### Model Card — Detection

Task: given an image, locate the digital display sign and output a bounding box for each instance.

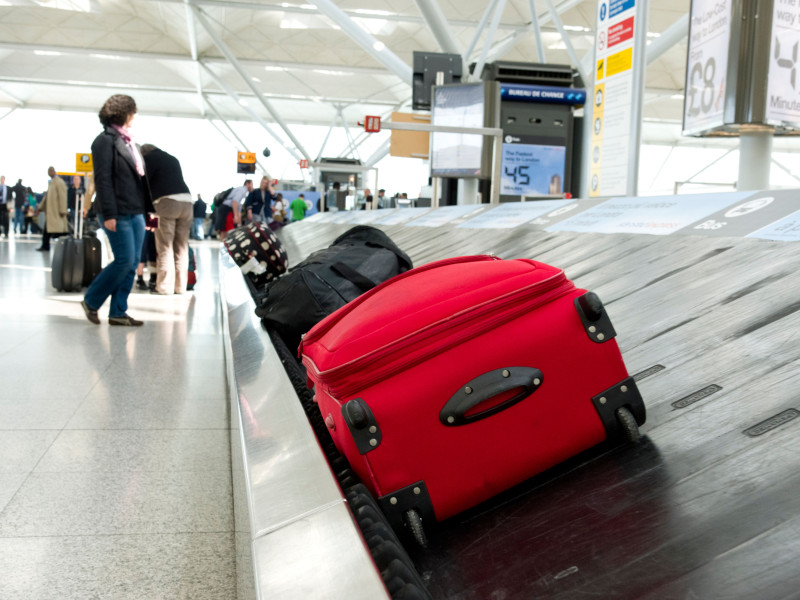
[682,0,732,135]
[500,140,566,197]
[431,83,486,177]
[766,0,800,128]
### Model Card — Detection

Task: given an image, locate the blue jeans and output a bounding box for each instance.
[13,207,25,232]
[84,214,145,318]
[193,217,204,239]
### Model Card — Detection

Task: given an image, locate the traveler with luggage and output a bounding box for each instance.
[36,167,68,251]
[81,94,153,327]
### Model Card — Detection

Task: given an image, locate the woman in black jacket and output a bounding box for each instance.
[81,94,153,327]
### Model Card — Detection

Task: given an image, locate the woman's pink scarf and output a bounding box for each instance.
[112,124,145,176]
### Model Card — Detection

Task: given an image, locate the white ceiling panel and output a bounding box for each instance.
[0,0,695,143]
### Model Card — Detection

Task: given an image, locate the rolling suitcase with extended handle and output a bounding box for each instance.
[300,255,646,546]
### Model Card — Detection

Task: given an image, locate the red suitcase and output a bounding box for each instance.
[300,255,645,543]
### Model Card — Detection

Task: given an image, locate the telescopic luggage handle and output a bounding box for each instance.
[440,367,543,426]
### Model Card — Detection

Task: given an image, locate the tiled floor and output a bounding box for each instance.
[0,233,235,599]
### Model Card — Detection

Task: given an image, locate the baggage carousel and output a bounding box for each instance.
[221,192,800,599]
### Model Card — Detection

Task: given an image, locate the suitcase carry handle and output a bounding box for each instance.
[440,367,543,426]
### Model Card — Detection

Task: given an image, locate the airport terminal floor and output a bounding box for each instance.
[0,234,234,599]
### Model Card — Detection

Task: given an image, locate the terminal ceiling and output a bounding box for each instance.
[0,0,690,153]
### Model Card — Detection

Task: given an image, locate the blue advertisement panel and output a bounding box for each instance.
[609,0,635,19]
[546,192,751,235]
[499,84,587,105]
[279,190,321,219]
[747,209,800,242]
[500,142,566,196]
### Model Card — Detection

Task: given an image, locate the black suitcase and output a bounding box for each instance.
[52,237,84,292]
[223,221,288,287]
[255,225,412,351]
[52,192,91,292]
[82,234,102,286]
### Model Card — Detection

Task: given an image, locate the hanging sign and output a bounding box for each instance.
[299,159,309,169]
[499,84,587,105]
[76,153,93,173]
[682,0,732,135]
[591,0,642,197]
[237,152,256,174]
[765,0,800,128]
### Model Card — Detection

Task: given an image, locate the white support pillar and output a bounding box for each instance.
[457,179,480,204]
[646,14,689,65]
[473,0,508,80]
[316,115,339,162]
[542,0,588,84]
[337,108,362,161]
[192,5,312,162]
[365,138,392,168]
[199,62,298,160]
[204,96,270,174]
[464,0,500,76]
[528,0,546,62]
[183,0,205,117]
[413,0,461,54]
[737,130,773,191]
[307,0,413,83]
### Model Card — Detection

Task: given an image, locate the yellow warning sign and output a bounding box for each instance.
[238,152,256,164]
[76,153,93,172]
[606,47,633,78]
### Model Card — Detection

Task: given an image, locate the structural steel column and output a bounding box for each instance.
[737,130,773,190]
[192,4,312,161]
[413,0,461,54]
[307,0,413,83]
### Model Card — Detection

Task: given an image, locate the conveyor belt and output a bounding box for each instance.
[272,213,800,599]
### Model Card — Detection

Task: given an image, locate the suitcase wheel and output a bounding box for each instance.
[403,509,428,549]
[615,406,641,443]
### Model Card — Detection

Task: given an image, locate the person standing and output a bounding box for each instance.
[140,144,193,295]
[36,167,68,251]
[243,176,275,224]
[290,193,307,222]
[81,94,153,327]
[12,179,27,233]
[193,194,206,240]
[0,176,10,237]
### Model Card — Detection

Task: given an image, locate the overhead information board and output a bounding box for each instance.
[766,0,800,128]
[682,0,732,135]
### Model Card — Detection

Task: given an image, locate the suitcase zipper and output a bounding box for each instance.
[300,255,499,349]
[305,272,574,396]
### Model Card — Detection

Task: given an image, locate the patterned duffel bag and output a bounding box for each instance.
[223,221,289,288]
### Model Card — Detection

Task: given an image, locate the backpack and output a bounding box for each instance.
[213,187,234,207]
[254,225,412,352]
